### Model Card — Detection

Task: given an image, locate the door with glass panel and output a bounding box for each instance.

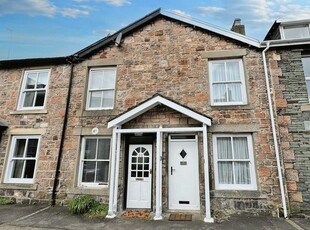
[127,145,152,209]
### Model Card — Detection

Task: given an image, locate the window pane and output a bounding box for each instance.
[82,161,96,182]
[101,90,114,108]
[212,63,225,81]
[226,62,241,81]
[102,69,116,88]
[35,91,45,106]
[96,161,109,183]
[12,160,24,178]
[234,162,250,184]
[84,139,97,159]
[284,26,310,39]
[89,91,102,108]
[213,84,227,103]
[90,70,104,89]
[25,74,37,89]
[227,83,242,102]
[26,139,38,157]
[13,139,26,157]
[97,139,110,159]
[306,81,310,99]
[302,57,310,77]
[37,72,48,89]
[23,92,35,107]
[24,160,36,178]
[233,137,249,159]
[218,162,233,184]
[217,137,232,159]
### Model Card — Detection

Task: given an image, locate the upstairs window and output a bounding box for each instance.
[213,134,257,190]
[209,59,247,106]
[301,56,310,102]
[5,136,40,184]
[282,24,310,39]
[18,69,50,110]
[86,67,116,110]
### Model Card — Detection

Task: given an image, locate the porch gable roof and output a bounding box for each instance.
[108,94,212,128]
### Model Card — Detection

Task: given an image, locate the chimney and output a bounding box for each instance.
[231,18,246,35]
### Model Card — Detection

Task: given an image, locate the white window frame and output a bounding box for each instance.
[18,69,51,110]
[280,23,310,39]
[78,137,111,188]
[86,67,116,110]
[209,59,247,106]
[301,55,310,103]
[213,134,257,190]
[5,135,41,184]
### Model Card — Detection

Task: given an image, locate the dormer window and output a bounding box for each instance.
[281,24,310,39]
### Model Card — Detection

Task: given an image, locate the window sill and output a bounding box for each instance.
[301,104,310,111]
[210,104,254,110]
[79,109,119,117]
[211,190,266,199]
[67,187,109,196]
[0,183,38,190]
[10,110,48,115]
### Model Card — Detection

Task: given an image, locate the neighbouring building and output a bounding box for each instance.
[1,9,309,221]
[264,19,310,214]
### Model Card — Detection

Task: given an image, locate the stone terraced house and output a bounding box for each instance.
[264,19,310,215]
[0,9,310,222]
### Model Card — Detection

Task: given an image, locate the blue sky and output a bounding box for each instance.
[1,0,310,60]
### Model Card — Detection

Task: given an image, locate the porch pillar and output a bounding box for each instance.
[154,129,163,220]
[106,127,117,218]
[113,129,121,212]
[202,124,214,223]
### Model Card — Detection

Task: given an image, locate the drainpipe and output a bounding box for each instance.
[51,58,75,206]
[262,42,288,218]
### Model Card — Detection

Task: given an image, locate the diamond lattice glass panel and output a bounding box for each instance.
[180,150,187,159]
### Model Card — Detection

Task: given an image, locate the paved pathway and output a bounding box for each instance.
[0,204,309,230]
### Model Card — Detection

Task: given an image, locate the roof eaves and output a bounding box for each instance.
[0,56,69,69]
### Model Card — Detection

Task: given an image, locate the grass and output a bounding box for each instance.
[0,197,15,205]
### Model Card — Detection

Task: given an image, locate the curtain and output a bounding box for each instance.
[217,137,251,185]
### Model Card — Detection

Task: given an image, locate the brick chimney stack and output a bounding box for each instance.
[231,18,246,35]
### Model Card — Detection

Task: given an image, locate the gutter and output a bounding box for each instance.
[261,37,310,48]
[51,57,75,205]
[262,42,288,218]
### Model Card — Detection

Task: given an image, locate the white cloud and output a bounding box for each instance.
[96,0,131,7]
[92,29,116,36]
[168,9,192,18]
[61,8,89,18]
[194,6,225,16]
[0,0,57,17]
[72,0,89,2]
[0,0,91,18]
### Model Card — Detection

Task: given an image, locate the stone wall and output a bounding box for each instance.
[59,16,282,215]
[269,48,310,213]
[0,65,70,203]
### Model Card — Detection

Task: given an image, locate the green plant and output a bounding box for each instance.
[68,195,96,215]
[0,197,15,205]
[86,203,109,219]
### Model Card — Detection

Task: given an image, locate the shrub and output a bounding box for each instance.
[86,203,109,219]
[0,197,15,205]
[68,195,96,215]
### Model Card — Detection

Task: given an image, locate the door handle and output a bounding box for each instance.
[171,166,175,175]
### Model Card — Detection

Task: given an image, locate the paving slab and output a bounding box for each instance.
[0,204,305,230]
[291,218,310,230]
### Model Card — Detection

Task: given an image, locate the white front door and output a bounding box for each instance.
[127,144,152,209]
[169,135,200,210]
